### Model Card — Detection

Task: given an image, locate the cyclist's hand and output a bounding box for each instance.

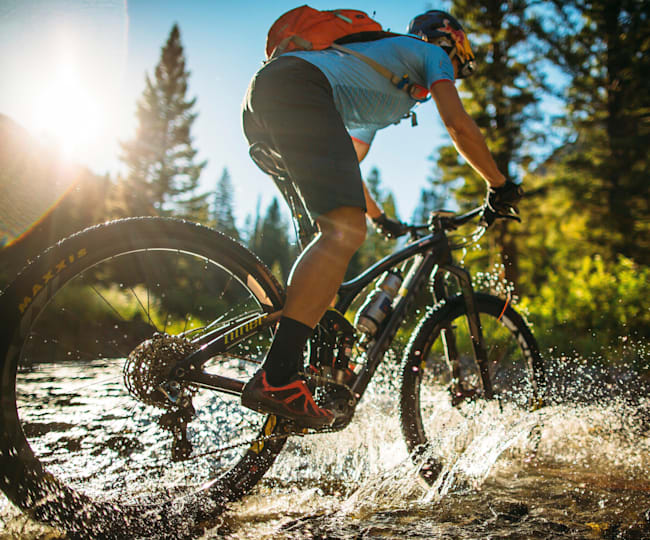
[486,180,524,217]
[372,213,407,239]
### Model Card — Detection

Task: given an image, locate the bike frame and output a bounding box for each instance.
[171,186,494,402]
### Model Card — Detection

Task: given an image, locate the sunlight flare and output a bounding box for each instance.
[27,57,106,161]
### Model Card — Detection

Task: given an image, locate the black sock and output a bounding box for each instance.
[263,316,313,386]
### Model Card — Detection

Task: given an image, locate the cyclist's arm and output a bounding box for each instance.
[430,80,506,188]
[352,138,383,219]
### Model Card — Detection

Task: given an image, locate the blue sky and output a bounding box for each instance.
[0,0,553,227]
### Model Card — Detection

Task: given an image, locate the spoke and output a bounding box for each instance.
[186,307,258,342]
[128,285,159,333]
[52,306,133,358]
[90,284,128,322]
[15,244,287,503]
[146,267,151,327]
[487,343,508,370]
[162,250,183,334]
[217,273,235,306]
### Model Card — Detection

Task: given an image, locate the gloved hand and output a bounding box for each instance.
[486,181,524,215]
[372,213,407,239]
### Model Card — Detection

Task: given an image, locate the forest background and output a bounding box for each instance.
[1,0,648,374]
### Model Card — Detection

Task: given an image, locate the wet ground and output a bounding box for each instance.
[1,356,649,539]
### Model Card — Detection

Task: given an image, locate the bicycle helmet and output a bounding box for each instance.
[407,10,476,79]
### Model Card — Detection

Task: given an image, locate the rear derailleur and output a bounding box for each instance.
[124,333,198,462]
[158,394,196,462]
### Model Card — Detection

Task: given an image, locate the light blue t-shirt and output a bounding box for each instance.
[286,36,455,144]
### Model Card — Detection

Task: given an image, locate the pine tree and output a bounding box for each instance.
[211,167,239,239]
[249,198,294,281]
[540,0,650,264]
[120,24,207,217]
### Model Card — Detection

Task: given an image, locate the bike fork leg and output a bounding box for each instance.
[432,274,463,398]
[440,325,462,395]
[440,266,494,399]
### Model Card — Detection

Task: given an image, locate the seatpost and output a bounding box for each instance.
[270,173,317,249]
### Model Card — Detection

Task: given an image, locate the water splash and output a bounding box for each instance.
[3,348,650,539]
[215,351,650,539]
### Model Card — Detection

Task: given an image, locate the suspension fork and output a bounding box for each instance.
[436,265,494,399]
[431,274,462,395]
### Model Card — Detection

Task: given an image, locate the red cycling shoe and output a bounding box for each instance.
[241,370,335,428]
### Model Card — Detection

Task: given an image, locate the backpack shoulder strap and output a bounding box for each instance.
[330,41,430,102]
[331,43,401,85]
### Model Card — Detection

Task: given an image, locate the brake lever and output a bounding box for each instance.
[479,206,521,228]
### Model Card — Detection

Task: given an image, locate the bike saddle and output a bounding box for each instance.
[249,142,289,178]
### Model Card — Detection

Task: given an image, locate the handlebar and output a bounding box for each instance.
[405,204,520,238]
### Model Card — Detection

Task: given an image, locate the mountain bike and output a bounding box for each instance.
[0,143,544,538]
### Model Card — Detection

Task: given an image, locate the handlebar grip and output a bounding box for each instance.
[479,206,497,227]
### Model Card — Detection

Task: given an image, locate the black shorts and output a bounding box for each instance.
[242,56,366,218]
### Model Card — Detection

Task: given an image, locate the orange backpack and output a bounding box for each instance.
[266,6,383,59]
[265,5,430,105]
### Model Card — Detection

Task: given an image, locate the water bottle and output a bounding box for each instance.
[355,270,403,335]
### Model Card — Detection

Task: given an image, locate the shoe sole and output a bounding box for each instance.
[241,391,334,429]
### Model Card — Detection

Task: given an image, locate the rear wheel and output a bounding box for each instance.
[399,294,545,485]
[0,218,288,537]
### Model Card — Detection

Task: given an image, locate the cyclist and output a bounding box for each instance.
[240,10,523,427]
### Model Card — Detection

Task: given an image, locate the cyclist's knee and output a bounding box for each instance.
[317,206,366,253]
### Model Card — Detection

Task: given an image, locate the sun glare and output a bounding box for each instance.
[28,60,106,162]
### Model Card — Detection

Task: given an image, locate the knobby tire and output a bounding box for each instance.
[399,293,545,485]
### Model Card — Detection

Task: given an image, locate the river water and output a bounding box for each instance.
[1,353,649,539]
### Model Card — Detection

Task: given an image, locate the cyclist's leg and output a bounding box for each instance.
[260,207,365,386]
[241,206,365,427]
[241,57,366,425]
[283,206,366,327]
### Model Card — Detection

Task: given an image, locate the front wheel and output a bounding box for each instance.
[399,294,545,485]
[0,218,288,537]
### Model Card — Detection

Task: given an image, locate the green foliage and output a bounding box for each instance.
[431,0,553,289]
[419,0,649,368]
[119,24,208,219]
[520,255,650,367]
